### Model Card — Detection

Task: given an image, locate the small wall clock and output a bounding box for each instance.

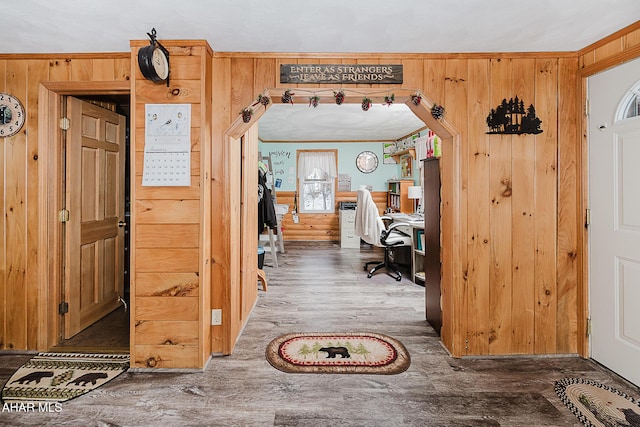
[138,28,170,84]
[356,151,379,174]
[0,92,25,138]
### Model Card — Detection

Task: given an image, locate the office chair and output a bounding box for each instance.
[355,187,412,281]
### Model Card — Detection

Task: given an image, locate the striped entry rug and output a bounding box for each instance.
[1,352,129,404]
[266,332,410,374]
[555,378,640,427]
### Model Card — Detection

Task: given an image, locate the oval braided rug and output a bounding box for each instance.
[266,332,410,374]
[555,378,640,427]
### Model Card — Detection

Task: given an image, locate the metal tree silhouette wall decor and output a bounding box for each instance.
[486,96,543,135]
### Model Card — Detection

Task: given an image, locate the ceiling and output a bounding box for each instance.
[4,1,638,142]
[259,103,427,142]
[3,1,638,54]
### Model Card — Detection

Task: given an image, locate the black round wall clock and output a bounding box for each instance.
[0,92,26,138]
[138,44,169,82]
[356,151,379,174]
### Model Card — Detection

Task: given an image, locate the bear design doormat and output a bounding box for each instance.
[1,352,129,403]
[555,377,640,427]
[266,332,410,374]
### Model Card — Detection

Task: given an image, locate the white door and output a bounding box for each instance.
[589,57,640,386]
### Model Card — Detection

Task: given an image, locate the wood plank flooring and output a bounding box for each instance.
[1,241,639,426]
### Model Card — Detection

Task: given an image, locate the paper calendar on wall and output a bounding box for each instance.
[142,104,192,186]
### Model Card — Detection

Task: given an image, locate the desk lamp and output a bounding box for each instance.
[407,185,422,215]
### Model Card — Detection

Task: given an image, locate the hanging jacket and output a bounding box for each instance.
[258,170,278,234]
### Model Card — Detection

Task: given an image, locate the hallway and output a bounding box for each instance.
[1,241,638,426]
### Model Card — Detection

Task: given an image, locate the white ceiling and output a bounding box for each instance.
[4,1,638,142]
[259,103,426,142]
[3,1,639,54]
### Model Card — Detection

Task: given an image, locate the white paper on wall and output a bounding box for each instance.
[142,104,192,186]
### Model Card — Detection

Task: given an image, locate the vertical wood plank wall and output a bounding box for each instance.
[0,53,130,351]
[130,41,212,368]
[211,25,638,357]
[1,20,639,365]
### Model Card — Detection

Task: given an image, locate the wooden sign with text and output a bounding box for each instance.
[280,64,403,84]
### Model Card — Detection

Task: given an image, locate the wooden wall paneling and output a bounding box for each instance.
[198,48,213,368]
[91,59,116,81]
[624,27,640,49]
[210,56,231,354]
[534,58,559,353]
[136,296,199,321]
[70,58,92,81]
[401,59,424,92]
[136,272,199,297]
[511,58,536,353]
[134,320,199,345]
[594,38,624,64]
[230,58,255,120]
[135,248,199,273]
[136,224,200,248]
[26,60,48,349]
[423,59,446,108]
[442,59,468,355]
[130,41,210,368]
[114,58,130,81]
[0,59,5,349]
[48,58,72,81]
[135,80,202,104]
[134,199,200,223]
[465,59,491,355]
[5,60,28,350]
[557,57,579,354]
[134,344,199,369]
[134,177,200,200]
[227,135,242,353]
[254,58,276,94]
[488,58,513,355]
[241,125,259,321]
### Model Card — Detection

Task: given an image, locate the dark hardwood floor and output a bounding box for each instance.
[1,241,638,426]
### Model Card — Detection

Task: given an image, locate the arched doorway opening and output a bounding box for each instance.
[216,88,462,355]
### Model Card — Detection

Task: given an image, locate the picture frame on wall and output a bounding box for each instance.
[383,142,398,164]
[400,154,412,178]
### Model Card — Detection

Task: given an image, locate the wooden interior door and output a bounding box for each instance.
[64,97,126,339]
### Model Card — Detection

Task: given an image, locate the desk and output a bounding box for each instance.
[387,213,425,284]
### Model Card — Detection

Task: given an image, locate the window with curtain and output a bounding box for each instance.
[297,150,337,213]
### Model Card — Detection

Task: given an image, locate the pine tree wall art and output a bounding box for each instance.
[486,96,543,135]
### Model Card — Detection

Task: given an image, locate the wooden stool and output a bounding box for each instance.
[257,269,268,291]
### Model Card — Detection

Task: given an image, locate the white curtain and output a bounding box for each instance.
[297,151,337,179]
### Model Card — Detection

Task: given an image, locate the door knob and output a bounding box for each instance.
[118,221,126,227]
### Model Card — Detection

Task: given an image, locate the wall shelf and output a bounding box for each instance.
[390,147,416,162]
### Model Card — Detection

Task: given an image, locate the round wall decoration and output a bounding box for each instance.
[138,44,169,82]
[137,28,169,83]
[356,151,379,174]
[0,92,26,138]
